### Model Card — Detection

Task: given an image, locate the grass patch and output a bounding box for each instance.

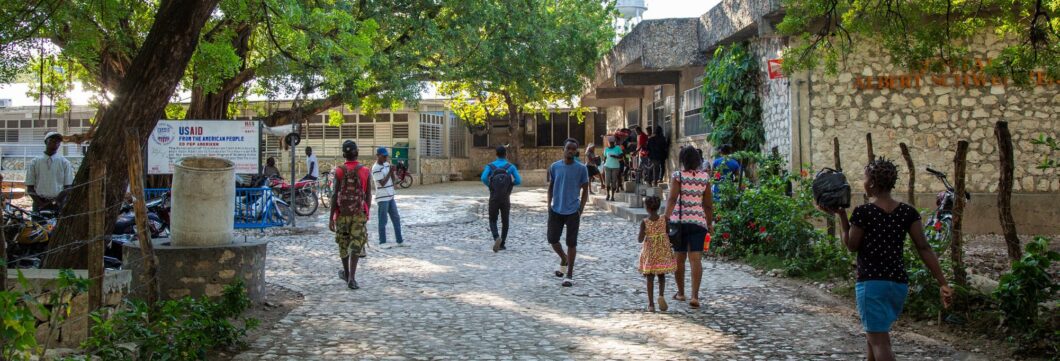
[743,253,787,271]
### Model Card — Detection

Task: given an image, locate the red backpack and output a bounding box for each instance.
[335,164,366,217]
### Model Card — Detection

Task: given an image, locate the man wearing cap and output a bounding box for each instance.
[331,140,372,289]
[481,145,522,252]
[26,132,74,213]
[302,146,319,181]
[372,147,405,247]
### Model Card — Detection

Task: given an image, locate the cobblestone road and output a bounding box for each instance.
[235,182,975,360]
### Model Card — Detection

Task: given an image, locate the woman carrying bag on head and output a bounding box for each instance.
[664,146,713,309]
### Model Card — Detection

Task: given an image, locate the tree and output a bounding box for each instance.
[777,0,1060,82]
[701,43,764,152]
[437,0,615,165]
[2,0,221,268]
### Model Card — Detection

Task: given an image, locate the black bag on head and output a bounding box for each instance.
[812,168,851,209]
[487,163,514,198]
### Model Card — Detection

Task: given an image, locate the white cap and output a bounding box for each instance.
[44,131,63,141]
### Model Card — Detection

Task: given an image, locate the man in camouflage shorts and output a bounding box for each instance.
[330,140,372,289]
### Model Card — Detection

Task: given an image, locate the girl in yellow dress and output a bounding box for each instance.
[638,196,677,311]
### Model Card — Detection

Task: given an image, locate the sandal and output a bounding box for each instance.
[672,294,686,302]
[561,279,573,287]
[338,270,348,281]
[555,260,567,278]
[658,296,668,312]
[647,305,655,312]
[347,279,360,290]
[689,298,700,309]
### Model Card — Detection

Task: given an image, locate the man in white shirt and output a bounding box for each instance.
[26,132,75,213]
[302,146,319,181]
[372,147,404,247]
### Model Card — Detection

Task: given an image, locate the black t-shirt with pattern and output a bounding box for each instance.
[849,202,921,283]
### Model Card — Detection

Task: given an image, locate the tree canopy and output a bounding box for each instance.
[437,0,615,163]
[778,0,1060,83]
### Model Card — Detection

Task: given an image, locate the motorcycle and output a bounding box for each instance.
[924,167,972,246]
[268,176,319,216]
[3,204,54,269]
[106,191,172,266]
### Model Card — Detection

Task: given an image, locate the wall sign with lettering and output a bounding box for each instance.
[147,120,262,175]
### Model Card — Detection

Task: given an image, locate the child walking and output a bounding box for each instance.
[638,196,677,311]
[819,158,952,361]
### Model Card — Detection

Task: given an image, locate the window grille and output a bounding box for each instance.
[419,113,444,157]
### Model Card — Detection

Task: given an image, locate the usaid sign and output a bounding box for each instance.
[147,120,261,175]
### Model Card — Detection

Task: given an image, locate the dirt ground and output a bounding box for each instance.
[210,283,304,360]
[964,233,1060,280]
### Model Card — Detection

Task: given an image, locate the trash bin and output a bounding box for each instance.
[391,143,409,162]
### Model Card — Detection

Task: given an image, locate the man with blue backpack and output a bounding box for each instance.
[482,145,522,252]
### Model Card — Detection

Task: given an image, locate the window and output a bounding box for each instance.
[341,124,357,139]
[536,114,552,147]
[0,130,17,142]
[358,124,374,139]
[569,114,586,146]
[46,119,57,128]
[393,114,408,123]
[449,117,468,158]
[683,86,709,137]
[375,113,390,122]
[626,109,639,129]
[473,132,489,148]
[419,113,443,157]
[306,124,324,140]
[593,112,607,145]
[324,125,340,139]
[343,114,357,124]
[392,123,409,138]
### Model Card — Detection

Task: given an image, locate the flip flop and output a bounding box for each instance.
[347,279,359,290]
[561,279,573,287]
[689,299,700,309]
[658,296,668,312]
[555,260,567,278]
[672,294,686,302]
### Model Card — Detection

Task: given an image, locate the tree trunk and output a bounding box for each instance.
[900,143,915,206]
[185,25,254,120]
[501,92,522,168]
[951,140,970,288]
[45,0,221,269]
[994,121,1021,263]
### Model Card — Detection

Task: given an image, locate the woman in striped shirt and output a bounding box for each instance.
[663,146,714,309]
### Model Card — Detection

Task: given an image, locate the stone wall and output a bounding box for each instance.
[752,36,793,162]
[419,157,473,185]
[470,147,566,173]
[6,269,131,348]
[123,239,268,304]
[808,32,1060,194]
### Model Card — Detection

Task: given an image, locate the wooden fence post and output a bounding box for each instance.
[826,137,841,238]
[1,174,6,291]
[125,130,160,306]
[951,141,969,288]
[87,162,106,312]
[864,133,874,204]
[900,143,915,206]
[994,121,1021,263]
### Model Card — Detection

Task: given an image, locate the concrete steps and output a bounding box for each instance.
[589,183,669,223]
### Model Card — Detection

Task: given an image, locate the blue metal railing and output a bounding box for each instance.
[144,187,285,229]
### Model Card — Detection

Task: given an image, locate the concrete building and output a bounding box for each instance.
[584,0,1059,234]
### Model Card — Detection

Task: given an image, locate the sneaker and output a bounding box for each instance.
[347,279,360,290]
[492,237,502,253]
[397,242,408,248]
[499,244,507,251]
[379,243,393,249]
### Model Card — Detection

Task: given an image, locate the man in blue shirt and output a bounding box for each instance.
[481,145,522,252]
[711,144,741,200]
[547,138,589,287]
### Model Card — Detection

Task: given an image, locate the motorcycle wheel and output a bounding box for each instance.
[293,189,319,216]
[398,174,413,188]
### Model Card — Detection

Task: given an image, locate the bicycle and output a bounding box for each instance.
[924,167,972,247]
[394,160,413,188]
[318,170,334,209]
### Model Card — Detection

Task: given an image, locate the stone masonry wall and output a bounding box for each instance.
[809,32,1060,194]
[752,36,793,161]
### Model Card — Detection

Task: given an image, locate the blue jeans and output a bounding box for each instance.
[377,200,404,244]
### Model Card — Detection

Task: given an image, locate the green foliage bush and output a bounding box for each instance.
[993,237,1059,353]
[81,280,259,361]
[710,152,851,280]
[1,269,89,361]
[702,43,764,152]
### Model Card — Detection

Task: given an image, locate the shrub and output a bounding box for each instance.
[1,269,89,361]
[711,152,850,280]
[993,237,1059,353]
[81,279,259,360]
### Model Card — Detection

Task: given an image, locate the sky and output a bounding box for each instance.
[640,0,721,20]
